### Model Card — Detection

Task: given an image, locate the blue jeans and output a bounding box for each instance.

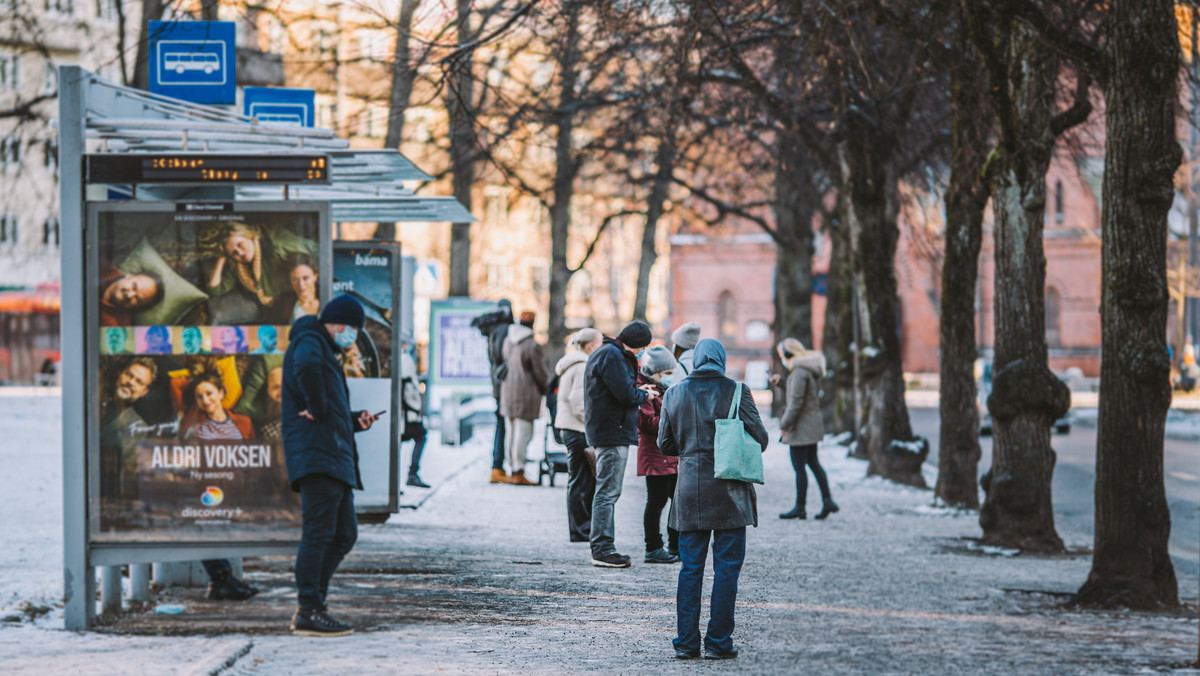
[674,528,747,655]
[295,473,357,612]
[492,410,506,471]
[589,445,629,558]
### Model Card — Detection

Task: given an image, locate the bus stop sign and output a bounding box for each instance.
[148,20,235,105]
[243,87,316,127]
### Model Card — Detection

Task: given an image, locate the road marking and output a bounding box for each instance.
[1169,471,1199,482]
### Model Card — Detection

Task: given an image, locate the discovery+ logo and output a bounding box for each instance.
[201,486,225,506]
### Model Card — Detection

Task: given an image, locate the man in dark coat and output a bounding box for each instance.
[583,320,655,568]
[658,339,768,660]
[282,294,379,637]
[483,299,514,482]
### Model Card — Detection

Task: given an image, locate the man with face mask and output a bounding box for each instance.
[282,294,379,637]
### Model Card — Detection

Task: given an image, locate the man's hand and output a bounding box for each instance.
[640,385,660,400]
[357,410,379,431]
[770,373,782,386]
[298,410,317,421]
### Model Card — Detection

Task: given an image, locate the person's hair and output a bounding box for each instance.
[223,221,260,244]
[223,326,248,351]
[187,372,226,407]
[146,325,169,342]
[287,254,316,275]
[126,357,158,381]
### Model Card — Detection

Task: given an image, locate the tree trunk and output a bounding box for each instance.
[374,0,423,243]
[1073,0,1179,609]
[977,20,1069,553]
[200,0,218,20]
[822,199,855,437]
[633,136,674,323]
[132,0,165,90]
[935,29,990,509]
[773,138,815,418]
[446,0,476,297]
[838,124,923,486]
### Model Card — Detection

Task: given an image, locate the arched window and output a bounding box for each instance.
[718,290,737,342]
[1046,287,1062,347]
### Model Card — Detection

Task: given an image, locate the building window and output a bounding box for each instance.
[530,264,549,297]
[1054,180,1064,224]
[744,320,770,343]
[43,139,56,173]
[42,216,58,246]
[484,189,508,227]
[313,26,337,60]
[1,136,21,170]
[608,264,623,302]
[0,54,20,91]
[0,214,18,244]
[1046,286,1062,348]
[41,60,55,94]
[569,269,592,302]
[718,290,737,342]
[485,262,513,295]
[355,28,390,61]
[44,0,73,15]
[97,0,119,22]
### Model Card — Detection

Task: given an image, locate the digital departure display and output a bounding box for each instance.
[86,153,331,185]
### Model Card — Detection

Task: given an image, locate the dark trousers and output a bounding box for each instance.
[403,419,427,476]
[675,528,746,655]
[295,473,357,612]
[201,558,231,579]
[492,410,506,470]
[644,474,679,553]
[561,430,594,542]
[790,443,832,511]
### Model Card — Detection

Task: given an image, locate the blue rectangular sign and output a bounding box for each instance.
[148,20,235,105]
[243,87,315,127]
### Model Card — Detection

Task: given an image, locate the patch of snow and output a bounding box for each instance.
[967,541,1020,557]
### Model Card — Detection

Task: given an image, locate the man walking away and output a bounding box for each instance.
[282,295,380,636]
[399,330,430,489]
[482,300,514,482]
[584,320,656,568]
[500,311,548,486]
[658,339,768,660]
[554,328,603,542]
[671,322,701,375]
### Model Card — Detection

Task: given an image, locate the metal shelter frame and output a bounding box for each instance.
[58,65,473,630]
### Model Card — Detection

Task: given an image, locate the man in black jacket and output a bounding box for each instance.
[282,295,379,636]
[476,299,513,483]
[584,320,656,568]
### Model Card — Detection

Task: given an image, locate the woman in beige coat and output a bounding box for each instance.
[554,328,603,540]
[774,337,838,520]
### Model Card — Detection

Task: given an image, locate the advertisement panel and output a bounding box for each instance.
[333,242,400,515]
[426,299,496,412]
[88,202,329,543]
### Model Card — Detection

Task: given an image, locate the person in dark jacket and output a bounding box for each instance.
[584,320,656,568]
[282,295,380,637]
[637,346,681,564]
[658,339,769,660]
[483,299,514,482]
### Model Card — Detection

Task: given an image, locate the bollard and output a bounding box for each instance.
[130,564,151,602]
[100,566,122,614]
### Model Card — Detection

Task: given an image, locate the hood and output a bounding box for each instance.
[785,351,827,378]
[555,349,588,376]
[289,314,336,351]
[691,338,727,375]
[504,323,534,348]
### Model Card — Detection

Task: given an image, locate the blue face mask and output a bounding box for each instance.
[334,326,358,349]
[637,350,646,359]
[659,372,677,388]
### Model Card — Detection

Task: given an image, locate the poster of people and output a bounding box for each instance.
[90,202,329,542]
[333,242,400,513]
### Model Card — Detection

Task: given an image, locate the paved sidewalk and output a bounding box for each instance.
[1,410,1198,674]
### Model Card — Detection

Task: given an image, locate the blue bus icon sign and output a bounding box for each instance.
[148,21,235,105]
[243,87,316,128]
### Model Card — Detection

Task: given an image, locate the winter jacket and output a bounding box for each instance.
[778,352,826,446]
[636,373,676,476]
[499,324,549,420]
[486,322,512,400]
[658,368,769,532]
[584,337,648,448]
[399,350,424,425]
[554,349,588,433]
[281,315,366,491]
[677,348,695,375]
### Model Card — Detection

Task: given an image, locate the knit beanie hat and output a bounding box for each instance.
[671,322,701,350]
[616,320,653,349]
[640,345,679,377]
[319,294,365,329]
[519,310,536,327]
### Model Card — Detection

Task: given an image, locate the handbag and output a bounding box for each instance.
[713,382,765,484]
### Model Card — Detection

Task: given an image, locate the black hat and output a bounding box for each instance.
[616,320,653,349]
[319,294,365,329]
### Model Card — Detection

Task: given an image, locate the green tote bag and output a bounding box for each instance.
[713,382,765,484]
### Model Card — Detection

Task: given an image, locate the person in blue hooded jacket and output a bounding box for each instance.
[281,294,380,637]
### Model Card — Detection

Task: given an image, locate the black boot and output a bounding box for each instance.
[815,500,839,520]
[779,506,806,520]
[207,569,257,601]
[406,473,430,489]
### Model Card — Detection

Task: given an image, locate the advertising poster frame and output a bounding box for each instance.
[426,298,496,413]
[84,200,331,564]
[332,240,401,517]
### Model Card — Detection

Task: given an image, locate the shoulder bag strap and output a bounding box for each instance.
[727,382,742,419]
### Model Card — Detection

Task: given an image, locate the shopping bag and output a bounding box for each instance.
[713,382,764,484]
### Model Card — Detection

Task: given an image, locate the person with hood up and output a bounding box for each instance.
[671,322,701,375]
[773,337,838,520]
[500,311,548,486]
[637,345,681,564]
[483,299,514,482]
[658,339,769,660]
[584,320,656,568]
[282,295,380,637]
[554,327,603,542]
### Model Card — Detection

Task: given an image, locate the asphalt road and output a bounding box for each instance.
[911,407,1200,583]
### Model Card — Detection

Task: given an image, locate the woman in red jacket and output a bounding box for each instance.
[637,346,682,564]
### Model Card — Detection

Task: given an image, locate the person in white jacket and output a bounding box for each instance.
[554,327,602,542]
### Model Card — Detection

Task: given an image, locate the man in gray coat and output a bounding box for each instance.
[658,339,768,660]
